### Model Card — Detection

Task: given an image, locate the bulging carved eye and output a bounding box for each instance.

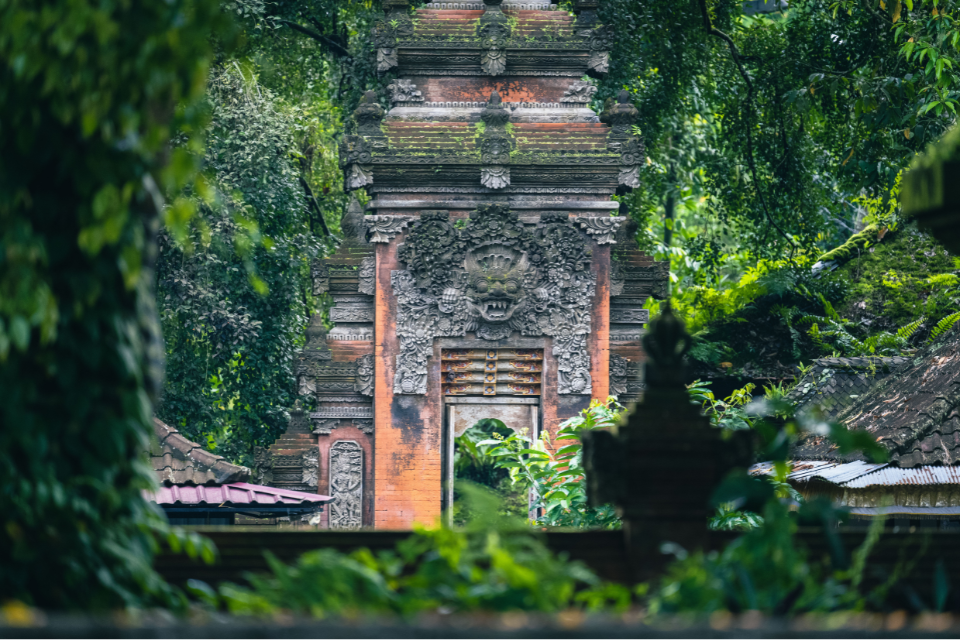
[505,281,518,294]
[477,280,489,293]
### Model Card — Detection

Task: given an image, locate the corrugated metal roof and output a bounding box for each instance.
[843,465,960,488]
[849,506,960,516]
[146,482,333,506]
[753,460,960,487]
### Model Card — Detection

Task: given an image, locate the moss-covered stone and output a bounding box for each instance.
[817,224,879,264]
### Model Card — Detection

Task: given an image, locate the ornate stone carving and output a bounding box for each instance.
[341,196,368,245]
[312,260,329,295]
[329,441,364,529]
[619,135,643,189]
[254,446,273,485]
[353,91,386,138]
[573,0,600,29]
[297,315,333,381]
[602,90,639,142]
[393,206,595,395]
[575,216,624,245]
[355,354,374,397]
[585,25,613,74]
[610,353,628,397]
[610,260,624,296]
[561,80,598,103]
[372,1,413,72]
[610,308,650,323]
[329,307,374,323]
[312,418,341,436]
[479,0,510,76]
[358,256,376,295]
[386,79,423,104]
[301,449,319,487]
[339,135,373,191]
[478,91,513,189]
[354,419,375,435]
[365,215,414,243]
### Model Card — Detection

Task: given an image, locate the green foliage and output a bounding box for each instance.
[207,485,628,617]
[931,310,960,341]
[480,400,623,530]
[687,380,756,432]
[651,395,890,614]
[453,420,529,524]
[157,64,325,463]
[0,0,233,609]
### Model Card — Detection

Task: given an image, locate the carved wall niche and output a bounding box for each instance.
[392,205,598,395]
[328,441,364,529]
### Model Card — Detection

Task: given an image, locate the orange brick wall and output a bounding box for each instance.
[373,237,443,529]
[407,76,574,104]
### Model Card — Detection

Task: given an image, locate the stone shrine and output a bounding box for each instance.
[257,0,668,529]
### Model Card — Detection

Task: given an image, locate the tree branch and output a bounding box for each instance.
[299,176,331,237]
[278,19,352,58]
[697,0,799,249]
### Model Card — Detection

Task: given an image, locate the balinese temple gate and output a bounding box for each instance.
[256,0,668,529]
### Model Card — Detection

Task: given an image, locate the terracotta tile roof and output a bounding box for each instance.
[792,328,960,467]
[787,356,912,421]
[150,418,250,485]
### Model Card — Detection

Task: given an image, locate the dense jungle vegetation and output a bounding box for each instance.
[3,0,960,615]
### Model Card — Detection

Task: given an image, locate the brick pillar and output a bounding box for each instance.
[373,238,443,528]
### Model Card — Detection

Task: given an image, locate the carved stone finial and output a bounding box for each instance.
[602,90,639,140]
[304,314,333,358]
[373,3,413,72]
[478,1,509,76]
[573,0,600,29]
[478,90,513,189]
[641,303,689,390]
[353,92,385,137]
[341,196,367,245]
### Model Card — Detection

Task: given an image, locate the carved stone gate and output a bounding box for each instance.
[257,0,668,529]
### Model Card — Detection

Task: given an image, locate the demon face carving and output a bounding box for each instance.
[463,244,531,323]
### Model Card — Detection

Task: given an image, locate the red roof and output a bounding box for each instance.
[146,482,333,506]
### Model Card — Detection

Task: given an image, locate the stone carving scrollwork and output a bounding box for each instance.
[386,79,423,104]
[477,91,513,189]
[355,354,375,397]
[393,206,596,395]
[479,0,510,76]
[354,419,375,435]
[312,418,340,436]
[609,354,628,398]
[561,80,598,103]
[353,91,386,138]
[575,216,625,245]
[329,441,364,529]
[365,215,414,243]
[358,256,376,295]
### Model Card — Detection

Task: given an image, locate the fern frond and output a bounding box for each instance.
[931,312,960,342]
[897,317,925,340]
